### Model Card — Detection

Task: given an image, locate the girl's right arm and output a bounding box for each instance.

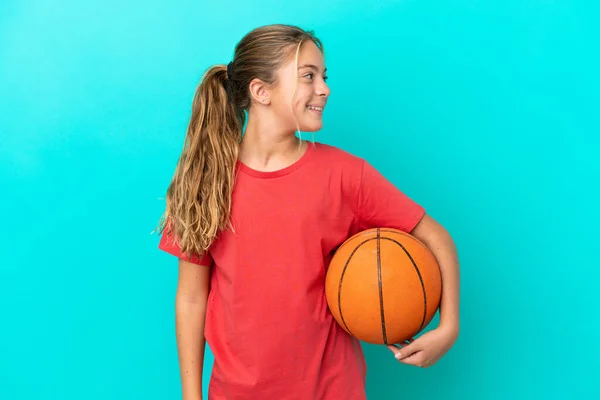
[175,259,211,400]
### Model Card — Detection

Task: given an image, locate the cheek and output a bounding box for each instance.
[276,87,303,112]
[292,84,311,103]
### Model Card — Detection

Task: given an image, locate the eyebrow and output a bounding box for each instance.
[298,64,327,73]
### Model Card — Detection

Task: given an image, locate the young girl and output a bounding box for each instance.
[157,24,460,400]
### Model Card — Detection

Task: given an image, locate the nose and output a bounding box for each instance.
[316,79,330,98]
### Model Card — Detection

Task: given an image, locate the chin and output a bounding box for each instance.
[298,121,323,132]
[292,109,324,132]
[299,126,322,133]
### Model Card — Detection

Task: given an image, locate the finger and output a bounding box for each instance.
[395,341,420,360]
[390,337,414,348]
[397,351,423,366]
[401,352,434,368]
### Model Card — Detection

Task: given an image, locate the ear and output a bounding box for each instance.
[248,78,271,105]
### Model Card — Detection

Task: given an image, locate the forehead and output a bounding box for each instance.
[297,40,325,67]
[279,40,325,76]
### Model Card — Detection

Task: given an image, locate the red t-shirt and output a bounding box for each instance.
[159,142,425,400]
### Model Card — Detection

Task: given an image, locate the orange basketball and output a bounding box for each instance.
[325,227,442,345]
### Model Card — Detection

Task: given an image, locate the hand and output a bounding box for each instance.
[386,326,458,368]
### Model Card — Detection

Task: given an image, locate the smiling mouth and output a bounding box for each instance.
[306,105,324,113]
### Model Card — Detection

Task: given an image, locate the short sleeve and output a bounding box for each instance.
[356,159,425,233]
[158,226,213,266]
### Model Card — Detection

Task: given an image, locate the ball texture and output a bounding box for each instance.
[325,228,442,344]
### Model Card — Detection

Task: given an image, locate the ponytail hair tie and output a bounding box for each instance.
[227,62,234,79]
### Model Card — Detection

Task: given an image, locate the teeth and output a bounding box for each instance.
[307,105,323,111]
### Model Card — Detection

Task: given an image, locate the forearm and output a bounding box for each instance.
[175,294,208,400]
[422,228,460,333]
[411,216,460,335]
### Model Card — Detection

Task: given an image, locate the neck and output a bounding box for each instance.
[239,111,304,171]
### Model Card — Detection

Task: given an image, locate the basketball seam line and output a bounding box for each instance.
[377,228,388,345]
[378,228,436,259]
[380,237,428,334]
[337,232,430,343]
[337,238,374,338]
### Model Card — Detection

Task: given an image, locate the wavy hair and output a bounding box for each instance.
[156,24,324,259]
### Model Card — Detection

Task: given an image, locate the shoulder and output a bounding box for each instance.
[311,141,365,170]
[309,142,365,194]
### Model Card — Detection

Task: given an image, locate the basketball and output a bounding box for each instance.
[325,227,442,345]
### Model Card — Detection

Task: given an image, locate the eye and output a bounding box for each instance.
[304,72,329,82]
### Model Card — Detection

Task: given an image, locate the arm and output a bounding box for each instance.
[353,159,460,365]
[175,259,211,400]
[411,213,460,336]
[387,213,460,367]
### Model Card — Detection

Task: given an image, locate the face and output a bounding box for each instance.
[268,40,330,133]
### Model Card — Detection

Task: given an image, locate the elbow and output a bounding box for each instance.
[411,214,456,253]
[412,214,451,241]
[176,288,210,305]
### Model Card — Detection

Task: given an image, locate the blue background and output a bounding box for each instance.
[1,0,598,398]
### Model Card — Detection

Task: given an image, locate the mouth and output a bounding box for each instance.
[306,104,324,114]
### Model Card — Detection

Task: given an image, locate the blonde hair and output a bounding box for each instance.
[156,24,324,259]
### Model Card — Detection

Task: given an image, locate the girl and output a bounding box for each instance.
[157,24,460,400]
